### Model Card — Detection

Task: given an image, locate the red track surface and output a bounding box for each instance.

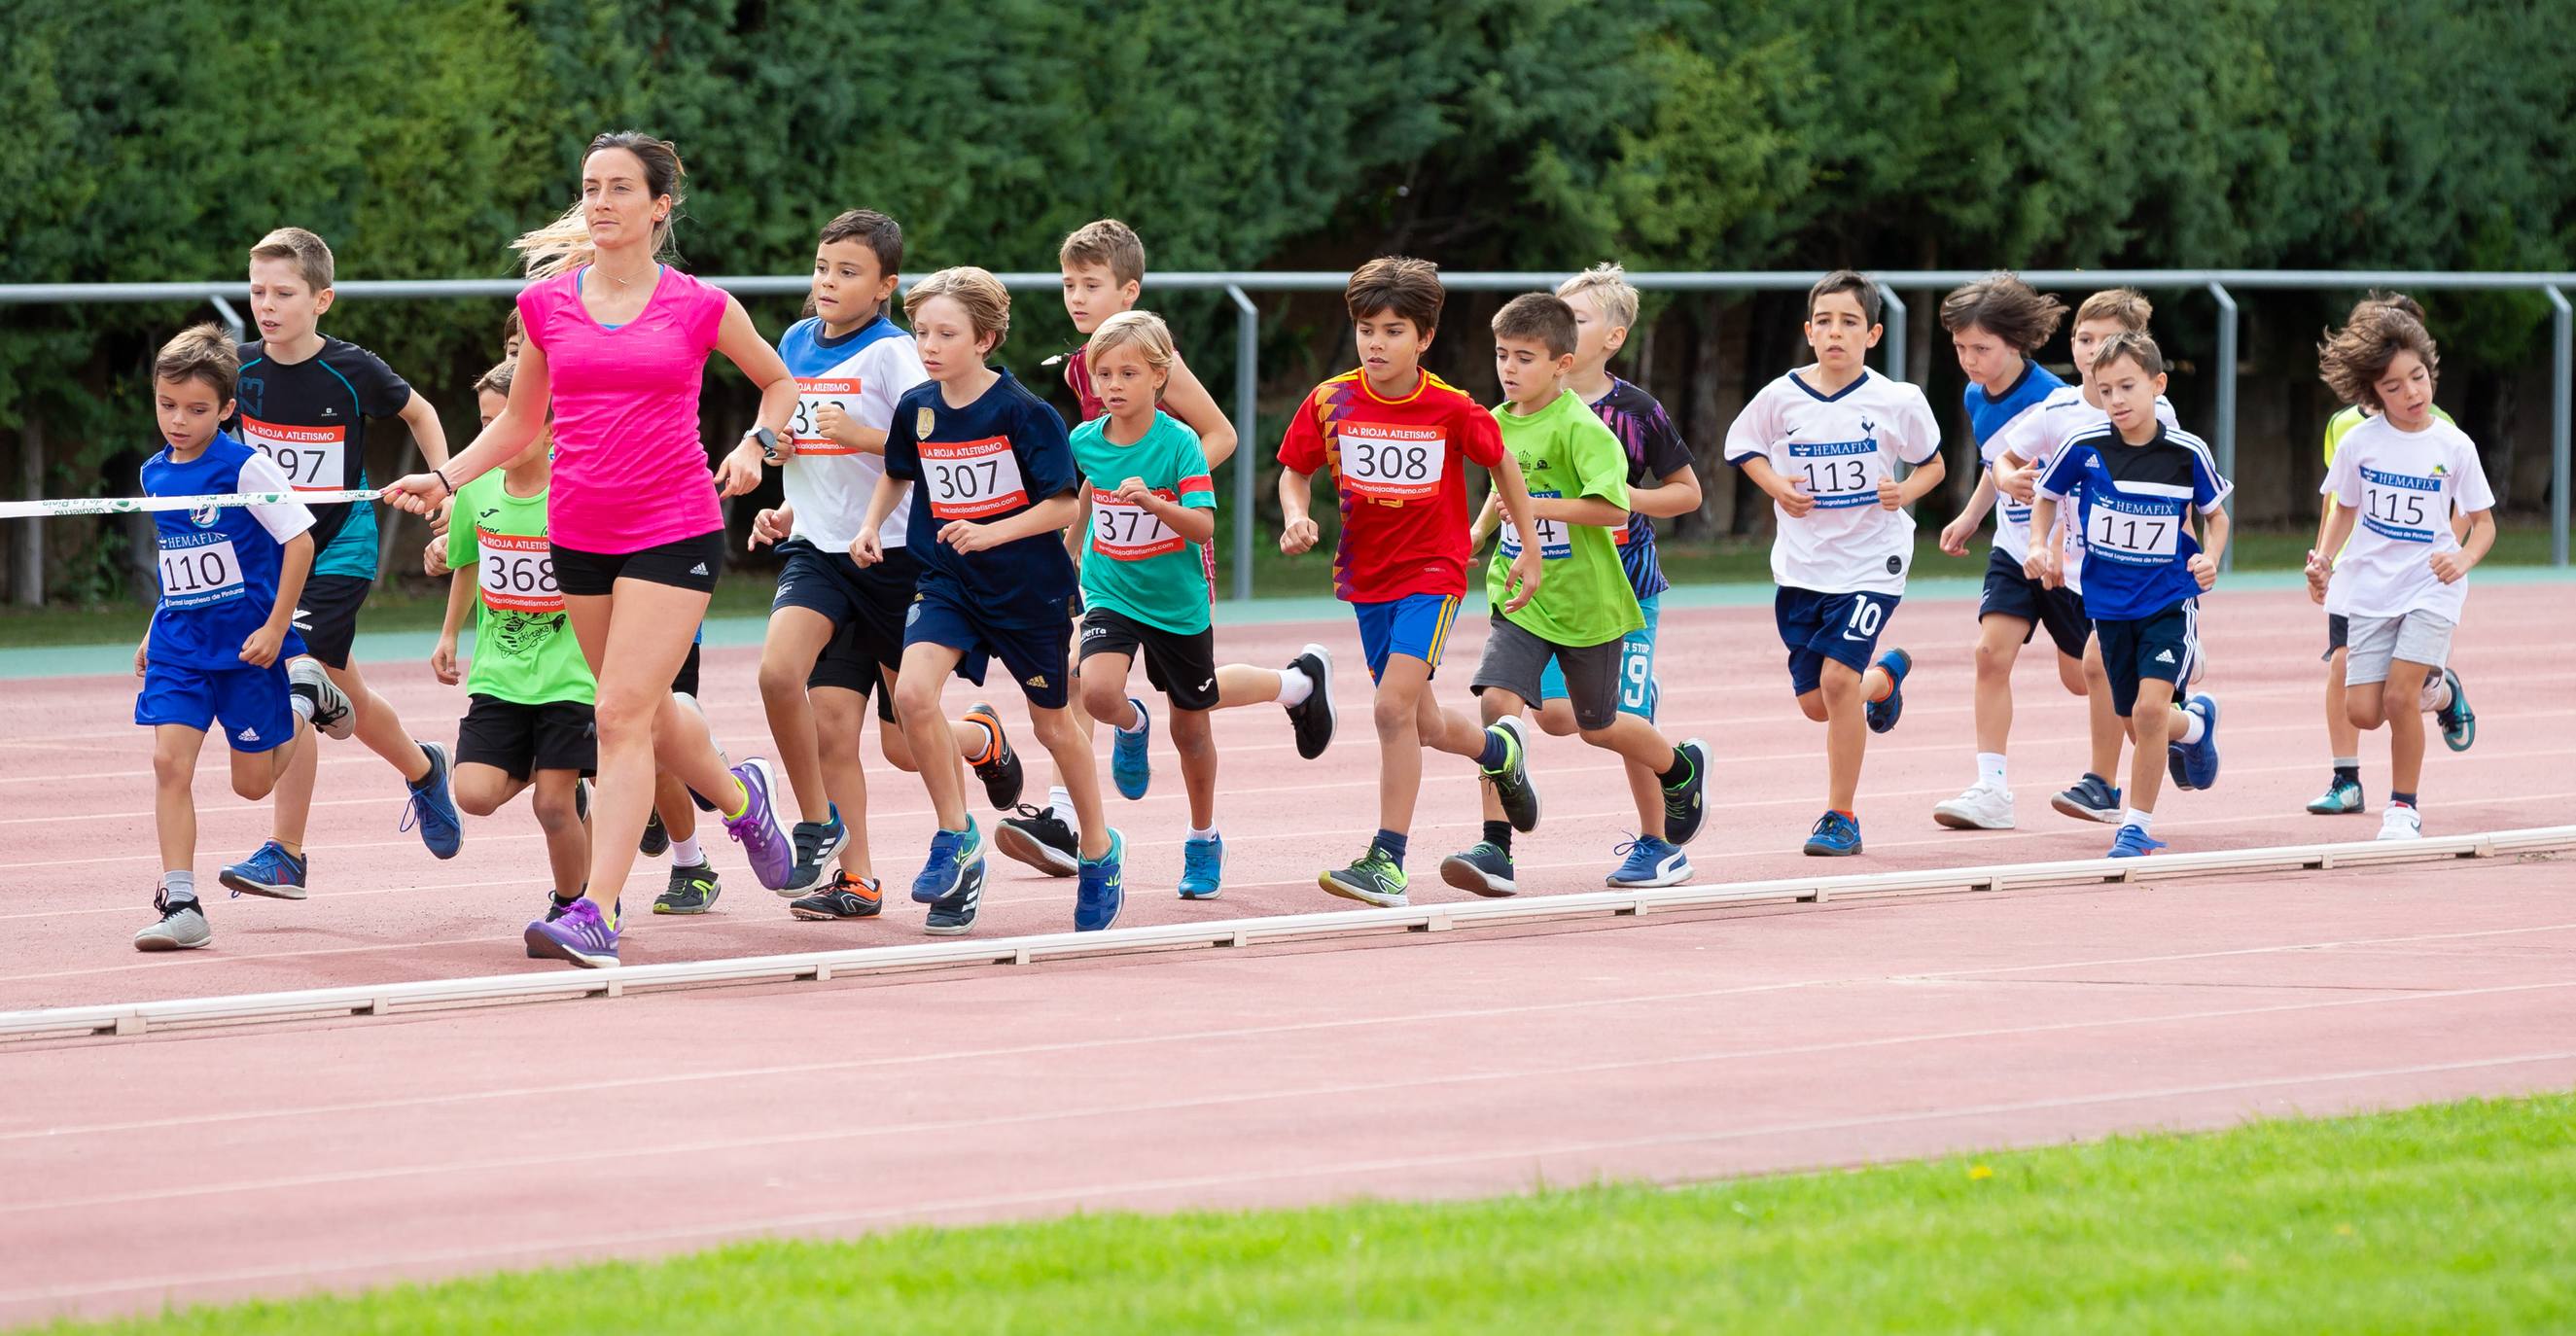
[2,585,2570,1324]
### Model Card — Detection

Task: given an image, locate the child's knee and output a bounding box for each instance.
[153,746,194,790]
[755,654,809,705]
[1078,674,1129,726]
[1475,688,1519,725]
[893,680,941,728]
[530,787,580,833]
[1971,636,2013,678]
[1795,690,1830,723]
[1030,704,1082,753]
[1372,688,1419,739]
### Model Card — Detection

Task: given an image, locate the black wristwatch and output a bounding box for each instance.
[746,425,782,465]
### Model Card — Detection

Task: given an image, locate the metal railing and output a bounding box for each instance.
[6,268,2570,588]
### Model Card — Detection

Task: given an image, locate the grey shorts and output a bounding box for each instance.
[2345,610,2455,686]
[1472,615,1625,731]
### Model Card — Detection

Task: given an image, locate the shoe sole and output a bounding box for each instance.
[1437,856,1517,897]
[1298,645,1337,760]
[790,900,883,921]
[2050,795,2124,824]
[653,893,721,916]
[1931,806,2015,831]
[993,825,1079,877]
[1317,873,1407,908]
[1803,842,1863,857]
[2306,801,2367,815]
[521,923,618,967]
[217,870,308,901]
[133,932,210,952]
[1177,887,1222,900]
[921,862,988,932]
[1606,865,1694,889]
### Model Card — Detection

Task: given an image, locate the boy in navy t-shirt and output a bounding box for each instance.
[132,325,352,952]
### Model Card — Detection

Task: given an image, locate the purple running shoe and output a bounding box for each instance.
[523,897,620,967]
[723,756,794,890]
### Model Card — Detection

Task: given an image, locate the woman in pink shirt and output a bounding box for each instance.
[388,131,795,967]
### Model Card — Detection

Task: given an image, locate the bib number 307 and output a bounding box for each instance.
[919,437,1031,520]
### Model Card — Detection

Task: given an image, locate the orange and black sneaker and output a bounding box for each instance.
[961,703,1025,810]
[789,871,883,921]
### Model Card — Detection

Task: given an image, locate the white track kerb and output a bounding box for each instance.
[10,826,2570,1043]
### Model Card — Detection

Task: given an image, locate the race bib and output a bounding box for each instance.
[788,377,863,455]
[1497,490,1572,561]
[2085,503,2182,560]
[1784,439,1880,510]
[2359,468,2441,543]
[1338,422,1445,503]
[238,415,346,491]
[1090,486,1182,560]
[476,530,563,613]
[919,436,1031,520]
[156,535,245,609]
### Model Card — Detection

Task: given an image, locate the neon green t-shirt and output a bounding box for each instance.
[445,471,594,706]
[1487,390,1643,648]
[1070,411,1219,636]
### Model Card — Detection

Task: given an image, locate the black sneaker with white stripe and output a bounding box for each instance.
[1284,643,1337,760]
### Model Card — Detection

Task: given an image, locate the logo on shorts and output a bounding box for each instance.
[291,609,313,632]
[237,726,261,742]
[688,562,710,577]
[2154,649,2175,664]
[1887,555,1903,575]
[1027,674,1048,689]
[905,603,921,626]
[915,406,936,438]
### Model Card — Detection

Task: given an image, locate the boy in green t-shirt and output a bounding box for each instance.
[1069,311,1336,903]
[427,361,594,916]
[1443,295,1711,896]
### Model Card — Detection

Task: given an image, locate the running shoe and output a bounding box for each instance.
[132,892,209,952]
[966,703,1025,810]
[289,658,355,741]
[528,891,582,957]
[2052,774,2124,824]
[923,860,988,936]
[2434,668,2476,752]
[1321,847,1408,908]
[639,806,671,858]
[1803,810,1863,857]
[2107,824,2167,859]
[790,871,884,920]
[2172,693,2221,791]
[398,741,464,860]
[2378,803,2424,841]
[1662,738,1711,845]
[1932,782,2016,831]
[1865,648,1911,734]
[524,897,619,967]
[1482,716,1540,832]
[1285,643,1337,760]
[653,861,722,915]
[778,804,850,897]
[723,757,794,890]
[1111,697,1152,800]
[1439,841,1517,897]
[220,840,308,900]
[1178,831,1224,900]
[912,819,985,904]
[2307,774,2365,815]
[1606,835,1692,889]
[995,804,1079,877]
[1074,829,1127,932]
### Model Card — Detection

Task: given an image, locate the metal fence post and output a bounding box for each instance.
[2207,281,2240,573]
[1878,284,1907,378]
[207,296,246,342]
[1225,284,1258,602]
[2548,287,2571,568]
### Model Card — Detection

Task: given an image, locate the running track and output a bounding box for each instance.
[2,584,2571,1324]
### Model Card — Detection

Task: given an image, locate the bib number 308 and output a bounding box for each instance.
[1339,423,1445,502]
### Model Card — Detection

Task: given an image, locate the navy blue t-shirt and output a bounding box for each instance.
[230,337,413,579]
[2036,423,2232,622]
[142,434,315,669]
[1962,359,2065,450]
[882,368,1079,625]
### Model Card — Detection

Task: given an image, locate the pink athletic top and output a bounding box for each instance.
[515,265,729,553]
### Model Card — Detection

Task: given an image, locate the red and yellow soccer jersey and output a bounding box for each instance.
[1276,369,1504,602]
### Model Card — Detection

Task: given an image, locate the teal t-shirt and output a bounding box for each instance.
[1069,410,1218,635]
[445,471,595,706]
[1488,390,1644,647]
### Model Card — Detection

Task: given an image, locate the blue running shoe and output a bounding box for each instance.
[2176,693,2221,791]
[1178,831,1223,900]
[220,840,308,900]
[523,897,620,967]
[1865,649,1911,734]
[1076,829,1126,932]
[398,741,464,860]
[1606,835,1691,889]
[2434,668,2475,752]
[1112,697,1152,801]
[2307,773,2365,815]
[2051,773,2124,824]
[912,818,985,904]
[2108,824,2167,859]
[1803,810,1862,857]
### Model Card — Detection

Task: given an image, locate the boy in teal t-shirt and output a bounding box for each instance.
[1069,312,1338,903]
[1447,295,1713,897]
[428,362,595,915]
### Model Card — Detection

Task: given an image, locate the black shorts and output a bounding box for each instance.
[672,642,702,698]
[2322,612,2349,662]
[779,540,914,723]
[1978,547,2091,660]
[1077,606,1218,711]
[2095,598,2203,718]
[456,694,597,780]
[292,574,372,670]
[552,530,725,597]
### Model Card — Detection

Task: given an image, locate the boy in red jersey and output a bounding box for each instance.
[1278,257,1545,906]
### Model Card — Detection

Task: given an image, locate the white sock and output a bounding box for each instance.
[1049,786,1075,825]
[160,869,197,902]
[2420,675,2452,713]
[2173,707,2206,746]
[1187,824,1219,842]
[1274,666,1314,708]
[1976,753,2007,790]
[290,690,316,722]
[672,835,704,867]
[1117,700,1148,734]
[2124,807,2156,834]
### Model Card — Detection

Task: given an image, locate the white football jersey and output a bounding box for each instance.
[1723,368,1942,595]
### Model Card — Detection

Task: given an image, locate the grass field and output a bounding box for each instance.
[37,1090,2576,1334]
[1,523,2560,650]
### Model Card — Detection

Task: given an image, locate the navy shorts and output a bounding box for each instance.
[1979,547,2091,659]
[291,574,371,671]
[136,659,296,754]
[2322,612,2349,662]
[777,539,912,721]
[1776,586,1900,696]
[1352,592,1462,684]
[902,575,1076,711]
[2095,598,2202,718]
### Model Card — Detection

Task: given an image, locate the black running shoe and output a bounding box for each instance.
[574,779,591,826]
[777,808,851,897]
[790,871,884,921]
[653,861,722,915]
[924,861,987,935]
[1661,738,1711,846]
[1438,842,1517,897]
[994,803,1079,877]
[966,703,1025,810]
[1284,643,1337,760]
[639,807,670,859]
[1482,717,1540,833]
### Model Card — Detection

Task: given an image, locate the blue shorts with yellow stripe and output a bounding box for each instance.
[1352,593,1460,684]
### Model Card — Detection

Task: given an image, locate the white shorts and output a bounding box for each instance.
[2345,610,2455,686]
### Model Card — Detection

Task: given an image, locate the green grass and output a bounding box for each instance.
[40,1090,2576,1335]
[1,522,2559,650]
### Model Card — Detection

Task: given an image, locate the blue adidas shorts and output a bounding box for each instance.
[2094,597,2201,718]
[1776,586,1900,696]
[1353,592,1461,684]
[1540,593,1660,720]
[903,576,1075,711]
[135,659,297,754]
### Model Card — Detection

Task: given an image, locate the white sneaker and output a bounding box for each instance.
[2378,804,2424,841]
[1932,782,2016,830]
